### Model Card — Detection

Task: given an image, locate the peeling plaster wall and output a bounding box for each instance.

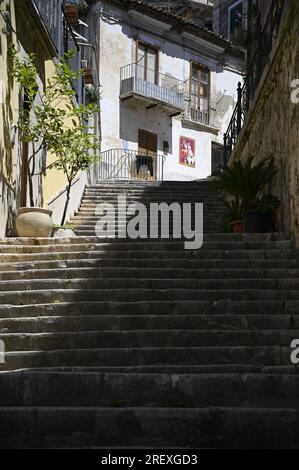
[229,8,299,243]
[99,3,241,181]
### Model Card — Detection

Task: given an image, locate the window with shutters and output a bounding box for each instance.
[136,42,159,85]
[190,62,210,124]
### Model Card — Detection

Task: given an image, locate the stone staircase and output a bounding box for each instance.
[0,180,299,448]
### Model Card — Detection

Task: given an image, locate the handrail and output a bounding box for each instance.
[224,0,285,164]
[99,149,166,181]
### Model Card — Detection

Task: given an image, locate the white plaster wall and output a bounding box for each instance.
[99,5,243,181]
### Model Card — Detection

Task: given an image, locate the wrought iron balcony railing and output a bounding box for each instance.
[224,0,285,164]
[33,0,82,102]
[99,149,166,181]
[120,63,186,112]
[183,98,217,127]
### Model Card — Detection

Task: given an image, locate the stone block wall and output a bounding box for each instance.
[229,4,299,244]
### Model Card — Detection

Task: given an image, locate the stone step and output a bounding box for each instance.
[0,258,297,272]
[1,330,298,351]
[1,314,297,333]
[1,299,297,318]
[0,346,292,371]
[2,241,292,252]
[1,277,299,293]
[2,266,299,281]
[0,233,285,244]
[2,406,298,448]
[0,345,294,371]
[1,372,299,409]
[0,249,297,263]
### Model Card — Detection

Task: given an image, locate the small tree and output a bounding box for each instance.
[9,45,100,225]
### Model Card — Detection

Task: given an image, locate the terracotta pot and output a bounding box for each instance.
[65,4,79,27]
[230,219,244,234]
[84,67,94,84]
[16,207,53,237]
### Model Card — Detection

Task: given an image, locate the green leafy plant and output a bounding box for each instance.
[9,45,100,225]
[66,0,89,15]
[214,155,278,212]
[85,85,100,104]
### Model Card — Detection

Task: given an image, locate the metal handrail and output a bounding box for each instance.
[99,149,166,181]
[224,0,285,164]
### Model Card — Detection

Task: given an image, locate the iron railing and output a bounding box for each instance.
[99,149,166,181]
[184,98,216,127]
[120,63,186,111]
[33,0,82,102]
[224,0,285,163]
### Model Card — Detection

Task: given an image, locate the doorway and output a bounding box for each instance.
[137,129,158,180]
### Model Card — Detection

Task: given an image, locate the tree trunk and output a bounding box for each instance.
[61,182,72,226]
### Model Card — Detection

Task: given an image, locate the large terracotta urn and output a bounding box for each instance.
[16,207,53,237]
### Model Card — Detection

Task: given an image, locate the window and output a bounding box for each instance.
[228,0,244,41]
[136,42,159,85]
[190,62,210,124]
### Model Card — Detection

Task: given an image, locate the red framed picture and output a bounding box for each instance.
[179,136,196,168]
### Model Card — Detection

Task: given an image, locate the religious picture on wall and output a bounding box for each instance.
[179,136,196,168]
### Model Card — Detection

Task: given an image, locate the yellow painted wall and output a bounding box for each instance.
[0,0,18,187]
[42,59,69,207]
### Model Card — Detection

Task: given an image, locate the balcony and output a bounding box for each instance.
[182,99,218,134]
[120,63,186,115]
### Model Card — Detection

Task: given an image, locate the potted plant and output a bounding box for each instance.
[243,193,280,233]
[214,155,278,234]
[65,1,79,27]
[84,67,94,85]
[85,84,100,104]
[226,198,244,234]
[9,47,100,236]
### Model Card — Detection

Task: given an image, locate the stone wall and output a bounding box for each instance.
[229,4,299,244]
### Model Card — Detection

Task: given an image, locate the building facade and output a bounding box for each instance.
[0,0,100,237]
[95,0,244,181]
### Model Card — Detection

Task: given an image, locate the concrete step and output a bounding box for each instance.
[0,287,298,305]
[2,406,298,448]
[2,266,299,281]
[1,314,298,333]
[1,330,298,351]
[1,299,298,318]
[1,277,299,293]
[0,249,297,263]
[0,345,293,371]
[0,258,298,272]
[1,372,299,409]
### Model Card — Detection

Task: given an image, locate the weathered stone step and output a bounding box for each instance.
[2,406,298,448]
[2,330,298,351]
[0,233,285,244]
[1,299,297,319]
[0,249,297,263]
[2,266,299,281]
[1,277,299,293]
[0,345,293,371]
[1,314,297,333]
[1,372,299,409]
[0,238,292,255]
[0,258,297,272]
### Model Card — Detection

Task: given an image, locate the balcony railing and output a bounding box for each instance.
[183,98,217,127]
[120,63,186,112]
[224,0,285,164]
[33,0,82,103]
[99,149,166,181]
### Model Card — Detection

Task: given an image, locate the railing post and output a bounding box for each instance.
[237,82,242,135]
[223,133,228,167]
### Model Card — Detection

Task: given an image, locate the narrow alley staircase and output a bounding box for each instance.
[0,180,299,448]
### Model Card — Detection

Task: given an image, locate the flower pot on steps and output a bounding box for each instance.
[15,207,53,237]
[230,219,244,234]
